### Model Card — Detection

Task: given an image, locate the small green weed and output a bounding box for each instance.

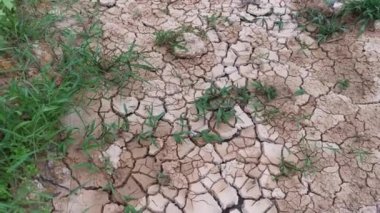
[262,107,282,121]
[154,29,185,52]
[195,85,252,125]
[144,107,165,130]
[276,158,302,178]
[274,18,284,31]
[341,0,380,34]
[206,13,228,29]
[303,8,345,43]
[139,107,165,145]
[157,171,170,185]
[337,79,350,90]
[195,130,222,143]
[249,96,265,114]
[350,148,371,163]
[124,205,141,213]
[251,81,278,101]
[172,114,190,144]
[290,114,311,129]
[294,87,306,96]
[216,106,235,125]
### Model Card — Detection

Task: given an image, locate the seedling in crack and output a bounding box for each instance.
[337,79,349,90]
[73,162,100,174]
[154,29,185,52]
[351,148,371,163]
[275,158,302,179]
[302,8,345,43]
[157,171,171,186]
[206,13,229,29]
[195,130,222,143]
[124,205,141,213]
[274,18,284,32]
[262,107,281,122]
[341,0,380,34]
[290,113,311,129]
[144,107,165,129]
[294,87,306,96]
[195,85,248,125]
[139,107,165,146]
[216,105,236,125]
[172,114,191,144]
[138,131,156,146]
[236,87,252,103]
[252,81,278,101]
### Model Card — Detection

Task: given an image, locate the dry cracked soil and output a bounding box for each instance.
[42,0,380,212]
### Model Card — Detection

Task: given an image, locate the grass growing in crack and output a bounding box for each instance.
[277,158,302,178]
[341,0,380,34]
[139,107,165,146]
[216,105,236,125]
[262,107,282,122]
[80,120,118,157]
[350,148,371,163]
[290,114,311,129]
[0,2,153,210]
[124,205,142,213]
[275,136,316,179]
[154,25,206,53]
[195,83,280,125]
[172,114,191,144]
[300,0,379,42]
[303,8,346,43]
[195,85,252,125]
[274,18,284,32]
[157,171,170,186]
[252,81,278,101]
[195,130,222,143]
[337,79,350,90]
[154,29,184,51]
[294,87,306,96]
[206,13,229,29]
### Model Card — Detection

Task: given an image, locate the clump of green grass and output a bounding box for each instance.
[294,87,306,96]
[154,29,185,52]
[195,85,252,125]
[206,13,229,29]
[341,0,380,34]
[337,79,350,90]
[195,130,222,143]
[124,204,141,213]
[303,8,346,43]
[195,83,279,126]
[300,0,380,41]
[0,3,153,210]
[274,18,284,32]
[172,114,191,144]
[139,107,165,146]
[157,171,170,186]
[351,148,371,163]
[154,25,207,53]
[262,107,282,121]
[251,81,278,101]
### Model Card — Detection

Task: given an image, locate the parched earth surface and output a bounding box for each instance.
[45,0,380,212]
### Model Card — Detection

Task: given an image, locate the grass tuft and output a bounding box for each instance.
[303,8,346,43]
[0,2,153,210]
[341,0,380,34]
[154,29,185,52]
[251,81,278,101]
